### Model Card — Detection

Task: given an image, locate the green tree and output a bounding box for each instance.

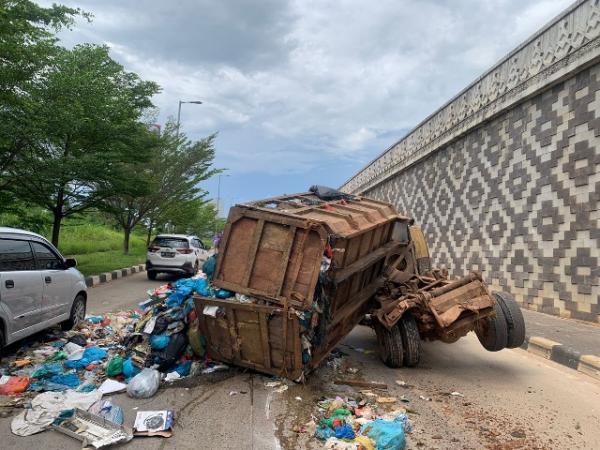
[103,123,219,254]
[8,44,159,246]
[0,0,85,194]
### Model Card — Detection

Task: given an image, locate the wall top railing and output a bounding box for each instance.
[340,0,600,194]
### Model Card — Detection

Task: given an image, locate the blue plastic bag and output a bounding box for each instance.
[315,425,335,441]
[361,419,406,450]
[150,334,170,350]
[194,278,211,296]
[202,255,216,280]
[64,346,108,369]
[174,360,192,377]
[166,285,194,308]
[215,289,233,299]
[48,373,80,388]
[334,423,355,439]
[123,358,140,379]
[31,363,63,378]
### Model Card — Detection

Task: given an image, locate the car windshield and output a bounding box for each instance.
[152,238,189,249]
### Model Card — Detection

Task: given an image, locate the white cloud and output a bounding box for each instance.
[41,0,574,175]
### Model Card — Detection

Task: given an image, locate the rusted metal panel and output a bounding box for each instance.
[214,193,401,310]
[194,296,304,379]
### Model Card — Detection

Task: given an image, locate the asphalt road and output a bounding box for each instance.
[2,273,599,449]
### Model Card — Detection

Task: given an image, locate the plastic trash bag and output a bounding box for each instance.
[187,320,205,357]
[150,334,170,350]
[0,376,30,395]
[105,356,124,377]
[31,363,63,378]
[202,256,216,281]
[361,418,406,450]
[215,289,233,299]
[126,368,161,399]
[122,358,140,379]
[64,346,108,370]
[155,333,187,372]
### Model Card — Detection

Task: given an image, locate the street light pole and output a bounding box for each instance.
[176,100,203,140]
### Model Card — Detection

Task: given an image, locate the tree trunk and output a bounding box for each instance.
[51,212,62,247]
[146,223,153,247]
[123,227,131,255]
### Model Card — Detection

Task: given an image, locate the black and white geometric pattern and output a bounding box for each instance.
[367,65,600,323]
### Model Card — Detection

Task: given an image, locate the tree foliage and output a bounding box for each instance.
[0,0,85,191]
[102,123,219,254]
[8,44,160,245]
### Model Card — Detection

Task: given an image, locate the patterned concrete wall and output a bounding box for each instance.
[366,64,600,323]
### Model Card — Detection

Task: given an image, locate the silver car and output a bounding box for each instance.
[0,227,87,354]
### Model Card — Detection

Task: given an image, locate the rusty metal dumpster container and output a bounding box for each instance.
[194,192,405,379]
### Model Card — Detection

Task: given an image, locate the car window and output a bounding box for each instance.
[193,238,203,249]
[152,237,189,249]
[0,239,36,272]
[31,242,64,270]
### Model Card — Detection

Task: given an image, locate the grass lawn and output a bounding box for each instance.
[56,222,148,277]
[73,248,147,277]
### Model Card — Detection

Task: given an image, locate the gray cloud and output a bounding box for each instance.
[39,0,574,175]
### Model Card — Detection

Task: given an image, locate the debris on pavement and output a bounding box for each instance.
[334,379,388,390]
[311,395,412,449]
[52,407,132,448]
[133,410,175,438]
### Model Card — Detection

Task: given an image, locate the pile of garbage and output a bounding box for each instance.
[309,394,412,449]
[0,262,236,442]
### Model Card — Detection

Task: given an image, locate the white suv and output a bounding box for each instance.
[146,234,210,280]
[0,227,88,355]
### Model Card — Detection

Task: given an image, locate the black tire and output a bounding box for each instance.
[61,294,86,331]
[398,312,421,367]
[494,291,526,348]
[147,270,157,280]
[374,321,404,368]
[475,297,508,352]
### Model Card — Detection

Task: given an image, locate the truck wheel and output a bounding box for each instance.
[374,321,404,368]
[494,291,526,348]
[399,312,421,367]
[475,298,508,352]
[147,270,157,280]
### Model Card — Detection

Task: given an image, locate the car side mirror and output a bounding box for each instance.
[65,258,77,268]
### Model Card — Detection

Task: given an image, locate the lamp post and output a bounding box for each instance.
[216,173,230,219]
[176,100,203,139]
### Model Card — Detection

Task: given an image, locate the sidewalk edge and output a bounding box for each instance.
[522,334,600,381]
[85,264,146,287]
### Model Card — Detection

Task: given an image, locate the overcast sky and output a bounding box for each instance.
[38,0,573,213]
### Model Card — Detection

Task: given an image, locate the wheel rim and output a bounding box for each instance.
[73,300,85,326]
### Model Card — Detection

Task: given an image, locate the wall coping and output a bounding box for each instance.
[340,0,600,194]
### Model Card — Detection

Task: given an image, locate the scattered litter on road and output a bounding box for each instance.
[334,379,388,390]
[395,380,407,387]
[376,396,397,404]
[295,396,303,401]
[127,368,160,399]
[133,410,174,438]
[97,379,127,395]
[52,407,132,448]
[311,394,412,449]
[419,395,432,402]
[450,391,464,397]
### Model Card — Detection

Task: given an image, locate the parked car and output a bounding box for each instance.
[0,227,87,355]
[146,234,210,280]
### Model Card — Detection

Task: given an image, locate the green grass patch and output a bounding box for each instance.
[57,223,147,255]
[56,223,149,276]
[73,247,147,277]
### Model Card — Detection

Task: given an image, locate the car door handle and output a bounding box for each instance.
[5,279,14,289]
[45,276,52,284]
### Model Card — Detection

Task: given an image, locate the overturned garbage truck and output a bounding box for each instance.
[193,187,525,379]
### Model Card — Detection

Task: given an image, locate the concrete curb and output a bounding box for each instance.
[521,334,600,381]
[85,264,145,287]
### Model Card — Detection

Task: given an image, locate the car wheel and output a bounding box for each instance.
[475,297,508,352]
[147,270,157,280]
[494,291,526,348]
[374,321,404,368]
[398,312,421,367]
[61,294,86,331]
